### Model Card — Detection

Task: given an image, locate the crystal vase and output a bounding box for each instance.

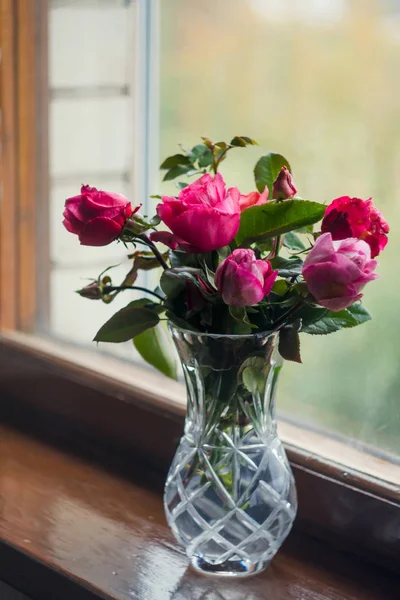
[164,325,297,577]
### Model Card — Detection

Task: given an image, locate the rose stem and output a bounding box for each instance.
[271,298,305,330]
[103,286,164,302]
[138,235,169,270]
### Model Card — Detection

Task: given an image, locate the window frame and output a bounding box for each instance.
[1,0,49,332]
[0,0,399,574]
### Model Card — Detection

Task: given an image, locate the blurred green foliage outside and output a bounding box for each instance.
[159,0,400,456]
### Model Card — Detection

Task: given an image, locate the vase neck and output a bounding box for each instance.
[170,328,283,440]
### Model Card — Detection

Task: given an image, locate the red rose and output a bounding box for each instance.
[321,196,389,258]
[63,185,134,246]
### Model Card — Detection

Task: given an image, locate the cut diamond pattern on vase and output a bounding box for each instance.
[164,327,297,577]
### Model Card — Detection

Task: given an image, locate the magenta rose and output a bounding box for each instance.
[152,173,240,253]
[239,187,269,211]
[63,185,134,246]
[302,233,378,311]
[321,196,389,259]
[215,249,278,307]
[272,166,297,200]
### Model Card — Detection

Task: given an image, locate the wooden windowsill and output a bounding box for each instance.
[4,331,400,489]
[0,330,399,575]
[0,423,398,600]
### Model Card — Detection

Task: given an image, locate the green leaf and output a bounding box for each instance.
[160,154,191,169]
[236,200,326,247]
[301,303,371,336]
[200,258,216,289]
[229,305,251,324]
[279,328,302,363]
[240,356,267,394]
[216,246,231,261]
[189,143,209,160]
[230,136,258,147]
[94,299,160,343]
[295,304,327,327]
[176,181,189,190]
[149,214,161,226]
[198,150,214,168]
[160,270,186,299]
[229,306,254,334]
[272,279,289,295]
[302,309,358,335]
[270,256,303,278]
[160,268,205,300]
[186,169,203,177]
[169,251,199,268]
[254,153,291,196]
[258,239,274,254]
[133,324,177,379]
[283,231,306,251]
[296,224,314,234]
[162,164,192,181]
[345,303,371,326]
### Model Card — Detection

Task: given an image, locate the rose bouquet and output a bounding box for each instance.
[63,136,389,575]
[63,136,388,371]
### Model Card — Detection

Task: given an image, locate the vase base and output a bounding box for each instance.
[190,555,270,577]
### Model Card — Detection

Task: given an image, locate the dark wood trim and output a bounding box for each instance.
[0,540,107,600]
[0,333,398,575]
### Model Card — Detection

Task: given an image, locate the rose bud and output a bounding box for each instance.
[272,166,297,200]
[321,196,389,259]
[63,185,136,246]
[215,249,278,307]
[76,281,102,300]
[152,173,240,253]
[239,187,269,211]
[302,232,378,312]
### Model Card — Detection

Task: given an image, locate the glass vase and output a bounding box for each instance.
[164,325,297,577]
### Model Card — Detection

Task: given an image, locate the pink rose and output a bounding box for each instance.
[272,166,297,200]
[239,187,269,211]
[153,173,240,253]
[321,196,389,258]
[302,233,378,311]
[215,249,278,306]
[63,185,134,246]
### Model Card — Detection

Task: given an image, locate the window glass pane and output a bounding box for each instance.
[159,0,400,457]
[48,0,141,361]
